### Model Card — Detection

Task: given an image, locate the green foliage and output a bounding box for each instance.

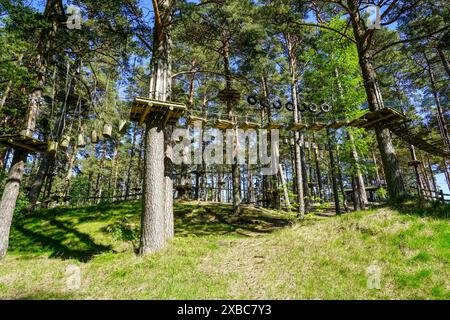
[376,187,388,201]
[103,218,139,243]
[68,177,90,206]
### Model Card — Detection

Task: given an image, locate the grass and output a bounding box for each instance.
[0,200,448,300]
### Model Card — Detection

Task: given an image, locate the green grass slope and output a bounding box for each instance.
[0,200,448,300]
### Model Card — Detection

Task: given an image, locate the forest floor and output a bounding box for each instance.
[0,200,448,300]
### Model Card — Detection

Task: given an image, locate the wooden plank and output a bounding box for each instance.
[187,116,207,126]
[264,123,283,130]
[240,122,260,129]
[348,118,368,128]
[0,134,48,153]
[328,120,348,129]
[289,123,308,131]
[138,104,152,126]
[362,113,397,129]
[214,119,234,130]
[310,122,326,131]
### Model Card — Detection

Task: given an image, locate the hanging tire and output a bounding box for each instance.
[247,95,258,106]
[321,103,332,113]
[308,103,318,113]
[285,101,294,111]
[298,102,308,112]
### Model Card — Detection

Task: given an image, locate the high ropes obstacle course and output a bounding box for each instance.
[0,95,448,160]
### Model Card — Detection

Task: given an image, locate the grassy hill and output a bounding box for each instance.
[0,200,448,300]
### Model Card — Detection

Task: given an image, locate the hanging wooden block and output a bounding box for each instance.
[103,123,112,138]
[47,141,58,154]
[60,135,71,149]
[77,133,86,148]
[118,120,128,134]
[91,130,98,143]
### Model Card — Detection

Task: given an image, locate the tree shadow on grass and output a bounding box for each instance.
[173,202,293,237]
[11,217,113,262]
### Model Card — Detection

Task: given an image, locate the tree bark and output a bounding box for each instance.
[0,0,64,258]
[284,33,305,216]
[425,55,450,150]
[436,46,450,78]
[222,33,241,214]
[348,132,368,210]
[347,2,406,201]
[139,0,174,255]
[139,125,166,255]
[327,128,341,214]
[0,150,27,259]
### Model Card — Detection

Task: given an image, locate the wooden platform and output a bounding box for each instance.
[349,108,450,158]
[240,121,260,129]
[214,119,235,130]
[349,108,405,129]
[186,116,207,126]
[130,97,186,126]
[264,123,283,130]
[0,134,49,153]
[289,123,309,131]
[310,122,327,131]
[217,88,241,102]
[327,120,349,129]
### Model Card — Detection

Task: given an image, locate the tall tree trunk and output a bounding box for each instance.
[0,0,64,258]
[222,33,241,214]
[426,156,438,193]
[348,132,368,210]
[140,125,166,254]
[27,153,54,209]
[284,33,305,216]
[125,124,138,199]
[348,3,406,201]
[436,46,450,78]
[164,127,174,240]
[0,148,7,172]
[425,55,450,150]
[327,128,341,214]
[336,144,348,211]
[279,163,291,211]
[139,0,174,255]
[409,145,423,196]
[0,150,27,259]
